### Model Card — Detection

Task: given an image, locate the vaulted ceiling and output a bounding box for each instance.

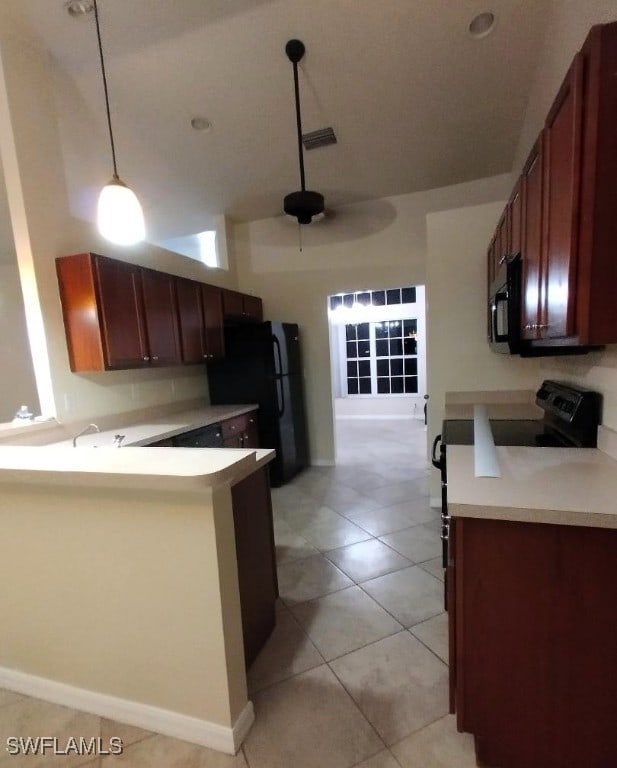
[1,0,552,247]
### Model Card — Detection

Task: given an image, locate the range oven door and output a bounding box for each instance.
[431,433,449,573]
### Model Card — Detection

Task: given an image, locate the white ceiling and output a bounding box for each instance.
[1,0,552,246]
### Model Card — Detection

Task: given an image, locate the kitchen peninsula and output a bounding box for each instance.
[0,402,277,754]
[445,397,617,768]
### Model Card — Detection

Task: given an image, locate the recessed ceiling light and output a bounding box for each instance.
[468,11,496,38]
[65,0,94,17]
[191,117,212,132]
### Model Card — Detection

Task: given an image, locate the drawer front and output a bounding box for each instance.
[221,414,248,439]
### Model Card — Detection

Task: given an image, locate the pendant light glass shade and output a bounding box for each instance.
[97,176,145,246]
[92,0,145,246]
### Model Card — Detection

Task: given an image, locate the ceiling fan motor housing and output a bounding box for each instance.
[284,190,325,224]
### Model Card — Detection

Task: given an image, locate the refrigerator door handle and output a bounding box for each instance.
[276,376,285,417]
[273,335,284,377]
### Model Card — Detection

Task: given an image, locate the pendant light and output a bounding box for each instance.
[93,0,145,245]
[283,39,325,226]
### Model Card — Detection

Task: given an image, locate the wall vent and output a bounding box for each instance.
[302,127,337,150]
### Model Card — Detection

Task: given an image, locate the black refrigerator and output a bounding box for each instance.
[207,322,309,486]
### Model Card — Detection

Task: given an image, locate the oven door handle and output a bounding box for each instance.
[431,433,443,469]
[491,291,510,343]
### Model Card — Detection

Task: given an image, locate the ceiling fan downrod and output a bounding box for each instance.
[283,39,325,226]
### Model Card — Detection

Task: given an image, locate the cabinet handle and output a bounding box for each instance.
[249,419,254,424]
[152,355,159,361]
[524,323,537,330]
[537,323,550,330]
[143,356,150,361]
[498,253,509,265]
[203,354,208,359]
[231,425,236,430]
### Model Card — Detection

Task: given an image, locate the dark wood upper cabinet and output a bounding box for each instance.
[140,268,182,365]
[485,21,617,352]
[202,284,225,359]
[175,278,207,364]
[57,253,149,371]
[520,135,544,341]
[542,53,584,340]
[508,179,522,257]
[57,253,262,371]
[222,288,263,323]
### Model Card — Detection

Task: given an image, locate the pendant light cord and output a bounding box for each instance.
[93,0,118,180]
[291,60,306,192]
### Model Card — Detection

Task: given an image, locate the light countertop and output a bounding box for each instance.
[0,403,273,492]
[448,443,617,529]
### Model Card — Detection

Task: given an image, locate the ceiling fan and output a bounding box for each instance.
[283,39,325,226]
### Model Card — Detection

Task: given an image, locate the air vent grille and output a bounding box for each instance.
[302,127,337,150]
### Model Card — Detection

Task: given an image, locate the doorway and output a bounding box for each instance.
[327,284,427,462]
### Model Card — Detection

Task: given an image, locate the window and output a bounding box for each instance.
[329,286,416,311]
[344,319,418,396]
[345,323,372,394]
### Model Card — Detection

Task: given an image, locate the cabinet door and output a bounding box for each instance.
[521,135,544,340]
[94,256,149,369]
[222,289,244,318]
[202,285,225,359]
[542,53,584,339]
[509,179,523,257]
[243,294,263,322]
[176,279,207,363]
[243,412,259,448]
[494,208,509,279]
[141,269,182,365]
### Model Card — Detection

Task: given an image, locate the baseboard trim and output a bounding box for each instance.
[310,459,335,467]
[0,666,254,755]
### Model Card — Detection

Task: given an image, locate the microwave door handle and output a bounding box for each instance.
[492,291,510,342]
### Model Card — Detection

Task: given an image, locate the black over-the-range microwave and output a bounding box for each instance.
[488,254,523,354]
[487,255,596,357]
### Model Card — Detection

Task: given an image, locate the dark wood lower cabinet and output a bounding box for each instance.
[231,467,278,668]
[452,517,617,768]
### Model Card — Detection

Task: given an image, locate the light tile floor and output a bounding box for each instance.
[0,418,477,767]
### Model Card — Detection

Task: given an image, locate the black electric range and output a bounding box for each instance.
[431,380,602,604]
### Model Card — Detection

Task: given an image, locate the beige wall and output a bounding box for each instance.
[0,31,238,424]
[0,481,246,728]
[0,262,39,421]
[512,1,617,431]
[426,201,544,496]
[232,175,512,464]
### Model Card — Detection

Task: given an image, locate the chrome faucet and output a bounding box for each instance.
[72,423,100,447]
[113,434,125,448]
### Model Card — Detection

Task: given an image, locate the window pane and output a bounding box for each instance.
[372,290,385,306]
[346,324,357,341]
[358,360,371,377]
[377,359,389,376]
[376,339,389,357]
[404,358,418,375]
[347,361,358,377]
[330,295,343,310]
[403,338,417,355]
[403,319,417,336]
[388,321,402,338]
[348,378,359,395]
[359,378,372,394]
[347,341,357,358]
[390,339,403,356]
[358,340,370,357]
[375,322,388,339]
[401,287,416,304]
[405,376,418,393]
[391,377,404,394]
[391,359,404,375]
[343,293,354,308]
[377,378,390,394]
[357,292,370,306]
[386,289,401,304]
[357,322,370,340]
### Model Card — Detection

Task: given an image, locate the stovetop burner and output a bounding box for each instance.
[442,380,601,449]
